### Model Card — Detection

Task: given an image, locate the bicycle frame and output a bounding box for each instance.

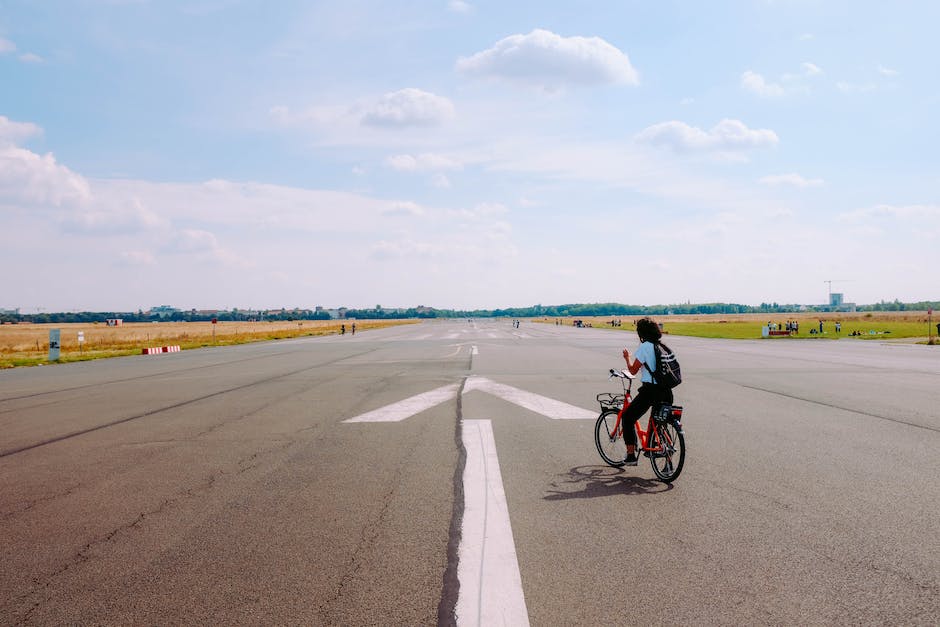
[604,370,675,455]
[597,368,685,481]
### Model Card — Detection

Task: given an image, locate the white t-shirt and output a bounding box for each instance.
[634,341,657,384]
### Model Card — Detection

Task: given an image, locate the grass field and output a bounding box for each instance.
[538,311,939,344]
[0,319,417,368]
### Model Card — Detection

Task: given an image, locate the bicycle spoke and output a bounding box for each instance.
[649,421,685,483]
[595,410,628,467]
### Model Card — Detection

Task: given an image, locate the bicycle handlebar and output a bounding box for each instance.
[609,368,635,380]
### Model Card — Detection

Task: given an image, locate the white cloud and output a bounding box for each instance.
[635,119,779,154]
[449,0,471,13]
[385,152,463,172]
[0,116,43,144]
[836,81,876,94]
[449,202,509,221]
[371,238,438,259]
[370,201,516,264]
[741,70,784,97]
[877,64,899,77]
[746,64,822,96]
[0,144,91,207]
[269,104,351,129]
[61,198,169,235]
[839,204,940,223]
[431,173,451,188]
[456,29,639,87]
[168,228,221,254]
[163,228,244,266]
[120,250,156,266]
[759,173,824,188]
[360,88,455,128]
[518,197,539,208]
[382,200,425,217]
[0,38,42,63]
[801,62,822,76]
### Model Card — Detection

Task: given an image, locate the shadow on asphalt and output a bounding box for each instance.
[543,465,673,500]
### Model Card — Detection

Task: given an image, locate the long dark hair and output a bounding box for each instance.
[636,317,662,343]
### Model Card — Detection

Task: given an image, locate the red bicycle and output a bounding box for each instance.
[594,369,686,482]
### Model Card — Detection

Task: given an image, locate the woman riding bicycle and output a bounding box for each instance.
[620,317,674,465]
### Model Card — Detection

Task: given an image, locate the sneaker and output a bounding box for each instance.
[624,453,638,466]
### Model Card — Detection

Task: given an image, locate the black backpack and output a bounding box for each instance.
[644,342,682,388]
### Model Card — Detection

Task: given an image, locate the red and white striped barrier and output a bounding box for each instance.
[142,345,181,355]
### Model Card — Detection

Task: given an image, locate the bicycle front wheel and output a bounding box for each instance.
[649,421,685,482]
[595,410,628,467]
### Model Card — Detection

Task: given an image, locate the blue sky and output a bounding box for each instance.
[2,1,938,312]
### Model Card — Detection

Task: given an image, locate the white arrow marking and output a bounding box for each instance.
[463,376,596,420]
[342,383,460,423]
[471,345,479,355]
[457,419,529,627]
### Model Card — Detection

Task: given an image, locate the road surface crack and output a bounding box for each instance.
[0,483,83,522]
[4,471,223,624]
[316,438,423,624]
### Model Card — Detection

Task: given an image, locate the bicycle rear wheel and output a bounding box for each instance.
[595,410,628,467]
[649,421,685,482]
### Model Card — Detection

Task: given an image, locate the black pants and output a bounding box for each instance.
[623,384,673,447]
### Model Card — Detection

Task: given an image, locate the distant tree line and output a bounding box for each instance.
[2,300,938,325]
[855,300,940,312]
[0,308,331,324]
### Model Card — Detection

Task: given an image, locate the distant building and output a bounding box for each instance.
[0,308,19,315]
[150,305,180,318]
[820,293,856,312]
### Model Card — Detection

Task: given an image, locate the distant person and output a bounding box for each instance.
[819,320,824,333]
[836,322,841,333]
[936,322,939,336]
[341,324,346,335]
[351,323,356,335]
[620,317,676,466]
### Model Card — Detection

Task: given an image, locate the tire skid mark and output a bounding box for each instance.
[0,348,316,406]
[736,383,939,433]
[0,349,377,459]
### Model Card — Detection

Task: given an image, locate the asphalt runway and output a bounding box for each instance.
[1,320,937,625]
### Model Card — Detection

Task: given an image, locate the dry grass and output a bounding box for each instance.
[0,319,417,368]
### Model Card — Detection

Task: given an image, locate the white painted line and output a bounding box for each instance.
[342,383,459,423]
[457,419,529,627]
[471,345,479,356]
[444,345,464,358]
[464,377,595,420]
